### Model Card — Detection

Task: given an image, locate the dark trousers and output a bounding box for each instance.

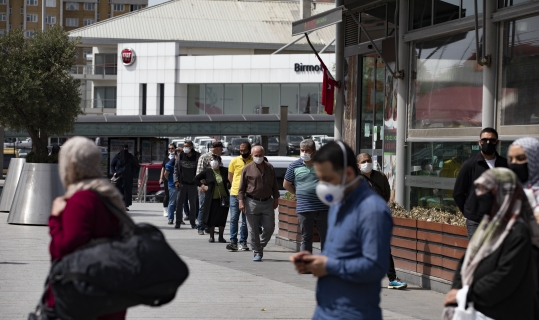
[297,210,328,253]
[176,184,198,227]
[387,252,397,281]
[182,191,198,217]
[163,182,169,208]
[466,219,480,240]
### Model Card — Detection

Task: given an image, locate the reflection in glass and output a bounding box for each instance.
[501,15,539,125]
[262,84,280,114]
[434,0,460,25]
[498,0,539,8]
[299,84,319,114]
[360,6,386,43]
[411,0,433,29]
[204,84,223,114]
[461,0,482,18]
[243,84,261,114]
[224,84,241,114]
[412,30,483,129]
[187,84,205,114]
[343,56,358,151]
[281,84,299,113]
[94,86,116,108]
[409,141,478,211]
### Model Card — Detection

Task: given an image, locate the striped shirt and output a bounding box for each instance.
[284,158,328,213]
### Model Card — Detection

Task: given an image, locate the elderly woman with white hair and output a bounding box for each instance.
[45,137,128,319]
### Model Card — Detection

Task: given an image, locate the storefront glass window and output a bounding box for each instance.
[411,0,433,29]
[360,6,386,43]
[434,0,460,25]
[262,84,280,114]
[281,84,299,113]
[204,84,223,114]
[501,15,539,126]
[408,141,478,211]
[224,84,242,115]
[411,29,483,129]
[498,0,538,8]
[187,84,205,114]
[412,0,481,29]
[94,86,116,109]
[299,84,319,114]
[461,0,482,18]
[242,84,261,114]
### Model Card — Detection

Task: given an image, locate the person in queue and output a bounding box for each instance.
[453,128,508,239]
[196,141,224,235]
[237,145,279,261]
[159,143,176,218]
[194,154,230,243]
[357,152,407,290]
[443,168,537,320]
[110,144,140,211]
[290,141,392,320]
[48,137,128,319]
[176,146,194,223]
[164,149,178,225]
[508,137,539,215]
[283,139,328,256]
[226,141,253,252]
[174,140,200,229]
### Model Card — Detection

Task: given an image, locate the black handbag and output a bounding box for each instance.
[216,178,229,208]
[31,192,189,320]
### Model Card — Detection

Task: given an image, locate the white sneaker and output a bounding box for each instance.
[163,208,168,217]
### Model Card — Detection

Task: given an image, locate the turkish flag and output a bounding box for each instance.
[320,64,338,115]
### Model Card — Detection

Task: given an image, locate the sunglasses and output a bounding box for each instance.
[168,147,175,150]
[480,138,497,144]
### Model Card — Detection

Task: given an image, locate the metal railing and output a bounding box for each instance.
[80,99,117,112]
[71,64,118,76]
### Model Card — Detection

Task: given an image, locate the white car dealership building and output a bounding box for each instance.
[69,0,336,116]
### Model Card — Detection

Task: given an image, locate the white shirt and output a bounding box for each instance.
[485,157,496,169]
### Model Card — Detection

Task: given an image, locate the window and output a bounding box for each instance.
[46,0,56,7]
[224,84,241,114]
[0,0,5,4]
[0,30,5,36]
[130,4,141,11]
[26,14,38,22]
[411,29,483,129]
[83,3,95,10]
[500,15,539,126]
[107,13,110,18]
[0,13,5,21]
[159,84,164,115]
[83,50,92,60]
[25,30,34,37]
[94,53,117,75]
[299,84,319,114]
[26,0,38,5]
[65,2,78,10]
[262,84,280,114]
[411,0,482,30]
[205,84,224,114]
[9,6,11,15]
[281,84,299,114]
[498,0,539,7]
[65,18,78,27]
[83,18,94,26]
[187,85,205,114]
[113,4,124,11]
[45,15,56,24]
[141,84,147,115]
[20,7,23,15]
[94,87,117,109]
[243,84,261,114]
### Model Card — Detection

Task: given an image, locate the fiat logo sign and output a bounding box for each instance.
[121,48,136,66]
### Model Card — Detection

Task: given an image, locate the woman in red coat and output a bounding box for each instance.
[46,136,128,319]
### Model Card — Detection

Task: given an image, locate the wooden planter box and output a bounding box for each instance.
[277,198,320,246]
[392,217,468,282]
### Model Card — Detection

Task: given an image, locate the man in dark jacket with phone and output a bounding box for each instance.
[453,128,508,239]
[174,140,200,229]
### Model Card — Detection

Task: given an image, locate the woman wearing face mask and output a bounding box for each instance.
[194,154,230,243]
[443,168,538,320]
[508,137,539,218]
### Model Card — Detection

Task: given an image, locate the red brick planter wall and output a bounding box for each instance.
[392,217,468,282]
[277,198,320,243]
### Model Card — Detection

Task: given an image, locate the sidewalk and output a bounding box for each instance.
[0,203,445,319]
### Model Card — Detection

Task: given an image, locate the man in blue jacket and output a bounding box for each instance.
[290,141,393,320]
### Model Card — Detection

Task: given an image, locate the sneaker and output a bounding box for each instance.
[191,224,197,229]
[174,224,181,229]
[208,238,215,243]
[388,278,407,289]
[163,208,168,217]
[253,253,262,262]
[198,229,205,235]
[239,242,250,251]
[226,243,238,251]
[168,220,173,225]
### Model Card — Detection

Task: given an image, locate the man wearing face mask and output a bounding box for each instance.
[357,153,406,290]
[453,128,508,239]
[174,140,201,229]
[290,141,392,320]
[283,139,328,255]
[237,146,280,261]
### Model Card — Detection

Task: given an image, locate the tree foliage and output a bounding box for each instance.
[0,26,83,154]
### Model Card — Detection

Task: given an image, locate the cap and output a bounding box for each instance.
[212,141,224,148]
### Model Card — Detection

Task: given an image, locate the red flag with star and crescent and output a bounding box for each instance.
[317,57,339,115]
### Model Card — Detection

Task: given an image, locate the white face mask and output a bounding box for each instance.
[360,162,373,173]
[253,157,264,164]
[300,152,312,162]
[183,147,191,153]
[168,154,175,160]
[210,160,219,169]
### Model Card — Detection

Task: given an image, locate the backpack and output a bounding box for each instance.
[30,192,189,320]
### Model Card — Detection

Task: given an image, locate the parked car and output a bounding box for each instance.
[311,135,333,150]
[228,138,250,155]
[193,136,212,149]
[17,148,32,158]
[3,148,19,175]
[268,136,280,155]
[221,135,240,155]
[287,136,304,155]
[197,138,215,154]
[18,138,32,148]
[137,163,164,201]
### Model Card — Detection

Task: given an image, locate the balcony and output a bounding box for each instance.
[71,64,118,80]
[81,99,117,115]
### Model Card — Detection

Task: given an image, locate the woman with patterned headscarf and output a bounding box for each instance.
[508,137,539,217]
[442,168,538,320]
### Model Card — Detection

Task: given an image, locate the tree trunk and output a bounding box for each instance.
[27,128,49,154]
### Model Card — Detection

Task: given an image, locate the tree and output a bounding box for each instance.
[0,25,83,154]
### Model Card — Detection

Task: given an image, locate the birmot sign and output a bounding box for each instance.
[294,63,323,72]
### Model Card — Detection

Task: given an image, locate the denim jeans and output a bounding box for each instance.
[229,195,248,244]
[197,192,206,229]
[167,187,178,221]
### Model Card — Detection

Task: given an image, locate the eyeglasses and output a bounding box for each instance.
[480,138,498,144]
